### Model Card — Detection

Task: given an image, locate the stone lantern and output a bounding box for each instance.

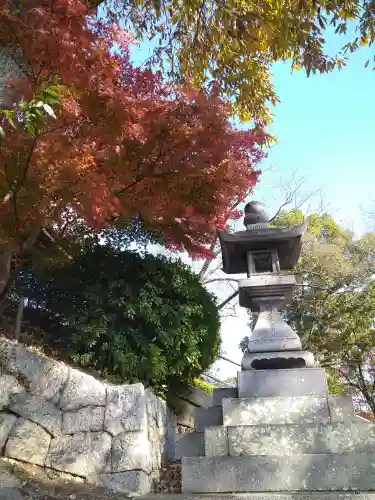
[217,200,315,370]
[179,200,375,497]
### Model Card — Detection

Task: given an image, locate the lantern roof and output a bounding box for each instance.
[217,201,307,275]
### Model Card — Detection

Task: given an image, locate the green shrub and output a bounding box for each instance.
[18,246,221,396]
[191,378,214,394]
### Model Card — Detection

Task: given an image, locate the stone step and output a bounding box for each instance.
[181,455,375,493]
[143,494,375,500]
[237,368,328,398]
[194,407,223,431]
[144,495,375,500]
[204,421,375,457]
[212,388,238,407]
[222,396,329,426]
[174,432,204,460]
[222,396,356,427]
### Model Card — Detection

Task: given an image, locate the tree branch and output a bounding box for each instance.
[217,289,239,310]
[198,240,218,278]
[204,277,239,285]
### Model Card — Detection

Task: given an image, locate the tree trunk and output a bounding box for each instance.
[0,251,12,299]
[15,295,25,341]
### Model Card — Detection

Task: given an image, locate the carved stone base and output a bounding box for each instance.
[241,350,315,371]
[246,296,302,353]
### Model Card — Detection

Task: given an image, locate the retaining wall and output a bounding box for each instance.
[0,337,176,495]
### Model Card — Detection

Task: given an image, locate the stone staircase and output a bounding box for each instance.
[159,368,375,499]
[146,495,375,500]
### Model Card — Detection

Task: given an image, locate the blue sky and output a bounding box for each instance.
[129,28,375,379]
[259,44,375,235]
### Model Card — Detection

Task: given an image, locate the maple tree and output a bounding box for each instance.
[122,0,375,123]
[0,0,268,300]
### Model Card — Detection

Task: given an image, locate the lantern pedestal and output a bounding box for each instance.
[238,275,315,369]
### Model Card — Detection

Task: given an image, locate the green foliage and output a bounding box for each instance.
[191,378,214,394]
[326,368,344,395]
[239,335,249,354]
[17,246,221,396]
[121,0,375,123]
[222,376,237,387]
[100,217,163,253]
[271,209,346,241]
[270,209,304,228]
[0,79,66,138]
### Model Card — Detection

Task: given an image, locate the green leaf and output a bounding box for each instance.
[0,125,5,139]
[5,111,16,129]
[42,103,57,119]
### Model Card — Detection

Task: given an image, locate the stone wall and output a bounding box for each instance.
[0,337,176,496]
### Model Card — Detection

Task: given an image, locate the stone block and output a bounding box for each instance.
[174,432,204,459]
[175,399,195,429]
[9,392,62,436]
[0,413,17,451]
[112,430,151,473]
[147,390,176,464]
[327,396,356,422]
[227,421,375,456]
[0,470,23,500]
[147,414,168,471]
[205,426,228,457]
[180,388,213,409]
[93,471,150,495]
[148,421,161,470]
[140,494,375,500]
[44,468,85,483]
[164,414,177,463]
[5,418,51,467]
[181,454,375,493]
[0,488,26,500]
[46,431,112,477]
[223,397,329,426]
[147,389,170,429]
[104,383,147,436]
[59,368,106,411]
[62,406,104,434]
[237,368,328,398]
[0,471,21,488]
[195,406,223,431]
[2,342,68,403]
[212,388,237,406]
[0,375,24,411]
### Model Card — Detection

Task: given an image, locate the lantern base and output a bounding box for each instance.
[238,275,295,310]
[241,349,315,371]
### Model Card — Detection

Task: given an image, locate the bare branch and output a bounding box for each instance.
[201,261,223,283]
[217,290,239,310]
[267,171,327,222]
[204,277,239,285]
[198,240,218,278]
